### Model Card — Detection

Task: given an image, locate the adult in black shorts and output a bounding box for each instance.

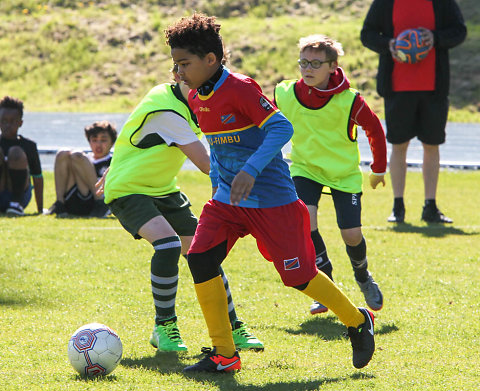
[361,0,467,223]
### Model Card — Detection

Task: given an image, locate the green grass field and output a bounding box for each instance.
[1,169,479,390]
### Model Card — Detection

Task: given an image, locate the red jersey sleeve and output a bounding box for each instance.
[350,95,387,174]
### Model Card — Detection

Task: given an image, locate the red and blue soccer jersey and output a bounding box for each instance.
[188,67,298,208]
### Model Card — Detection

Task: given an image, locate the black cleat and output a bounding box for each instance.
[89,198,110,218]
[387,207,405,223]
[183,347,241,373]
[348,308,375,369]
[44,200,67,216]
[421,206,452,224]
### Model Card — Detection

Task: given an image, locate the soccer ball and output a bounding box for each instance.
[67,323,123,377]
[394,28,431,64]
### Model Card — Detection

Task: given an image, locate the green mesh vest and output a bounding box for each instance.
[104,83,201,203]
[275,80,363,193]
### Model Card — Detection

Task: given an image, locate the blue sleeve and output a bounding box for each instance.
[241,111,293,178]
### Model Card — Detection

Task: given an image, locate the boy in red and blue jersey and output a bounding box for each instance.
[165,13,376,373]
[191,64,297,209]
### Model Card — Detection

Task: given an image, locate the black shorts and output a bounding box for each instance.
[384,91,448,145]
[64,185,94,216]
[293,176,362,230]
[108,192,198,239]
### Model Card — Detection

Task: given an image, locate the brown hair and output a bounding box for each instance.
[84,120,117,144]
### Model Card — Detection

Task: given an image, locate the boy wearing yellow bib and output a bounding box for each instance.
[275,35,387,314]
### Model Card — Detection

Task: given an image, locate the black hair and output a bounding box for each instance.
[0,96,24,118]
[165,13,224,62]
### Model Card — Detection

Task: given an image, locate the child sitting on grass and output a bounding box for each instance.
[45,120,116,217]
[0,95,43,216]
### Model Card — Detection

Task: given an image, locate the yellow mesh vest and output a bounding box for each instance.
[275,80,362,193]
[104,83,201,203]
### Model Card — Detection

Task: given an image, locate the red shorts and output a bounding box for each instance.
[188,199,318,287]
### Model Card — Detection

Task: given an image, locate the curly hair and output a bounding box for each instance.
[84,120,117,144]
[298,34,344,62]
[0,96,24,118]
[165,13,224,62]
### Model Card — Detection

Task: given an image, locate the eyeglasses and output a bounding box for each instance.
[298,58,332,69]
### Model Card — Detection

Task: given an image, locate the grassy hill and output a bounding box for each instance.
[0,0,478,121]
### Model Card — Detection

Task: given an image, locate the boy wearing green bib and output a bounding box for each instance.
[99,68,263,353]
[275,35,387,315]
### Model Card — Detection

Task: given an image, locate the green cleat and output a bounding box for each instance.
[150,317,187,352]
[232,320,264,351]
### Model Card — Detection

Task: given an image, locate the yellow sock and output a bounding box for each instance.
[194,275,236,357]
[302,272,365,328]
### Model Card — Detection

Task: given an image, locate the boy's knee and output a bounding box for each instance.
[187,253,221,284]
[55,149,72,161]
[341,228,362,246]
[7,146,27,166]
[7,146,26,160]
[187,241,227,284]
[293,281,309,291]
[70,150,88,163]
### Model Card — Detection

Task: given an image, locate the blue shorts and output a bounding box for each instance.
[0,185,33,212]
[293,176,362,230]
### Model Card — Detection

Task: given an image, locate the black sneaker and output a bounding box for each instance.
[89,199,110,218]
[44,200,67,216]
[347,308,375,369]
[387,207,405,223]
[421,206,452,224]
[6,202,25,217]
[183,347,241,373]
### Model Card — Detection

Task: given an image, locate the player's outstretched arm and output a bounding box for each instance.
[178,140,210,175]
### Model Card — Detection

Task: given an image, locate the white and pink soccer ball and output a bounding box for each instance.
[68,323,122,377]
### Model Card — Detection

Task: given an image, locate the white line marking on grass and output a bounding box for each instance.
[363,225,480,230]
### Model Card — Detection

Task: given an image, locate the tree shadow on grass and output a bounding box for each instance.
[386,222,477,238]
[0,295,39,307]
[0,264,41,307]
